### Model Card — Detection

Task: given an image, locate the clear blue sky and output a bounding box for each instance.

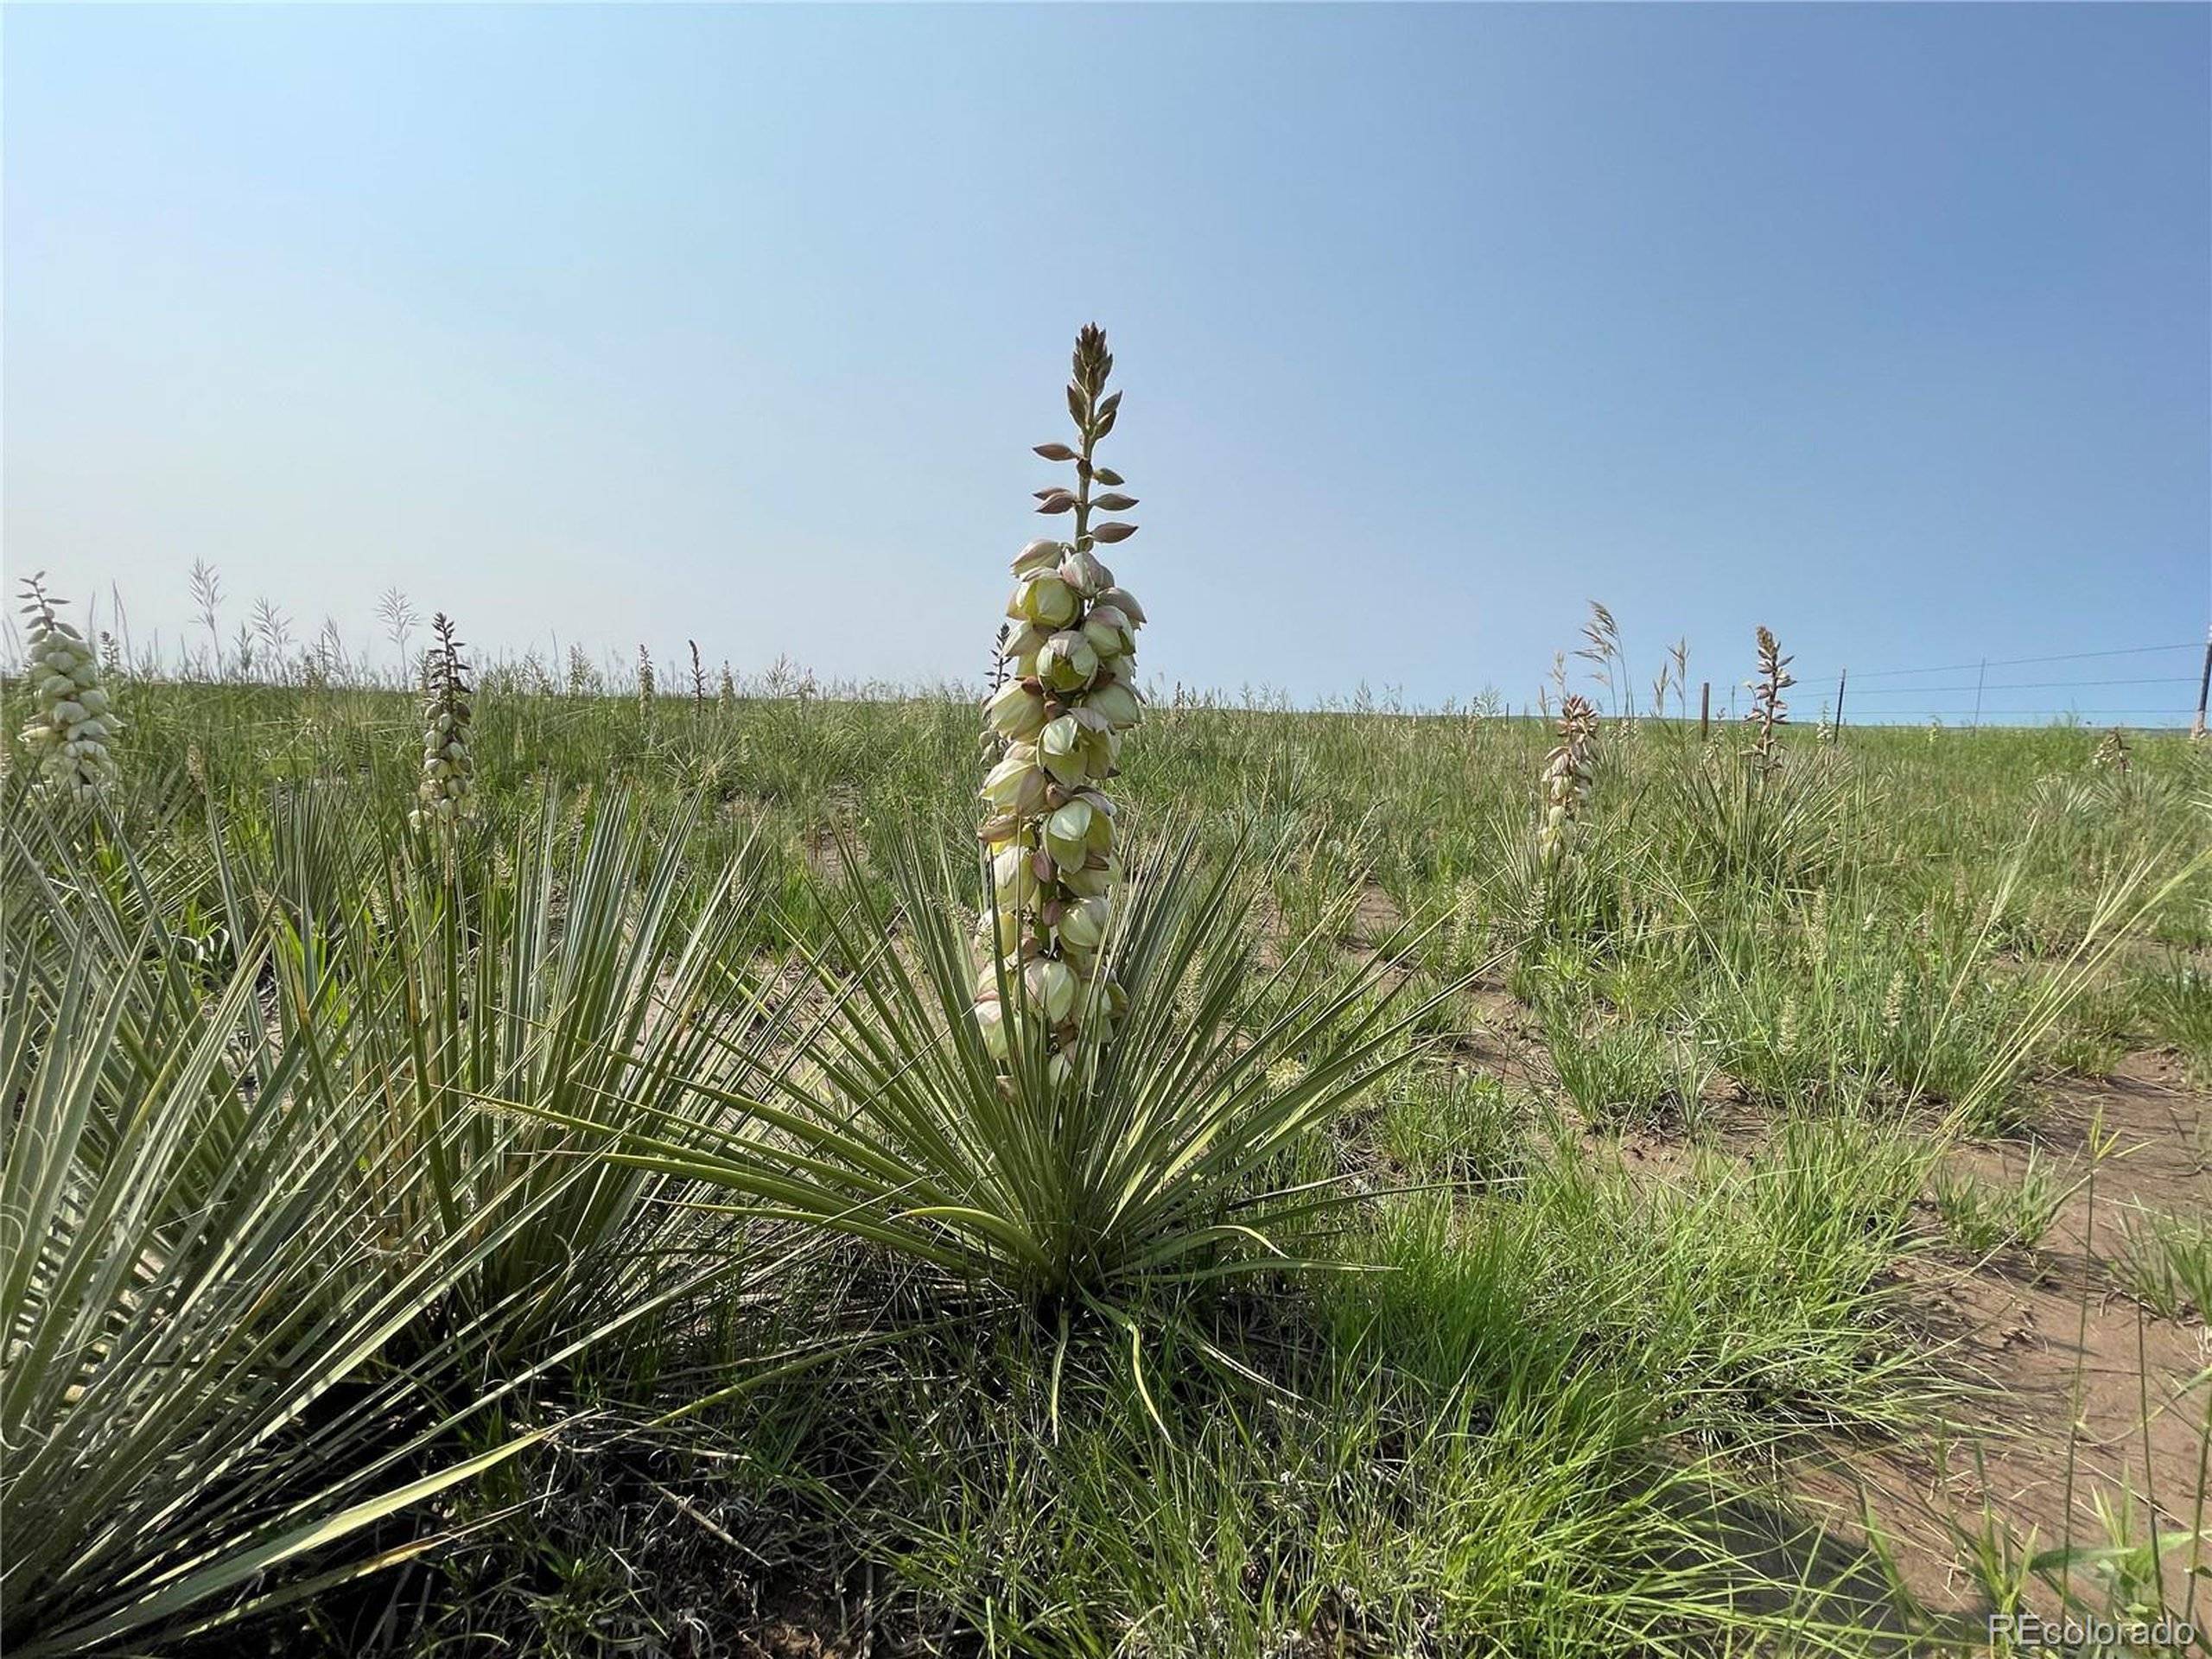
[7,3,2208,723]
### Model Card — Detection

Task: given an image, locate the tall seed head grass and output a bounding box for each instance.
[975,322,1148,1084]
[13,575,121,801]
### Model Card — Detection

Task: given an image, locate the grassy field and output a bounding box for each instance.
[6,646,2210,1657]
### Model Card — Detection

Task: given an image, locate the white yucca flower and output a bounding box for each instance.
[15,575,121,801]
[973,324,1147,1084]
[410,613,475,829]
[1535,694,1599,873]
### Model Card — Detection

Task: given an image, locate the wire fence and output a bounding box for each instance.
[1742,639,2211,730]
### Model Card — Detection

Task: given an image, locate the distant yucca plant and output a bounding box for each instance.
[410,613,475,829]
[637,644,656,715]
[1743,626,1794,775]
[974,322,1149,1085]
[2093,727,2131,772]
[13,576,121,801]
[1537,694,1599,874]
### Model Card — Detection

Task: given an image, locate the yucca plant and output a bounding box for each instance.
[1537,693,1599,876]
[0,787,790,1652]
[0,899,547,1656]
[410,611,475,830]
[976,322,1148,1089]
[1743,625,1794,776]
[13,575,122,801]
[543,327,1460,1309]
[239,786,780,1354]
[1669,741,1849,893]
[561,827,1447,1307]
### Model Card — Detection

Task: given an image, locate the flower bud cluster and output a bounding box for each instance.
[973,325,1147,1084]
[1536,694,1599,871]
[411,613,475,829]
[1744,626,1794,776]
[15,578,121,800]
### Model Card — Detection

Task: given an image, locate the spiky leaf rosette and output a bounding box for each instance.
[410,613,475,828]
[1537,694,1599,872]
[14,576,120,801]
[975,324,1149,1084]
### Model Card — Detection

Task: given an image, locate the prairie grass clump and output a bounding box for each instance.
[2109,1207,2212,1322]
[410,612,475,830]
[13,575,121,800]
[1929,1149,2067,1255]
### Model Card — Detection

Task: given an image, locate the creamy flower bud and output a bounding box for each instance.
[1058,894,1110,951]
[1059,549,1112,598]
[1012,538,1064,576]
[1038,715,1089,788]
[1025,957,1077,1023]
[1082,605,1134,659]
[982,744,1048,815]
[1089,680,1142,731]
[1059,855,1120,899]
[973,996,1010,1059]
[1011,572,1078,630]
[991,843,1039,908]
[1096,587,1147,627]
[1037,632,1098,694]
[985,679,1048,741]
[1044,798,1093,866]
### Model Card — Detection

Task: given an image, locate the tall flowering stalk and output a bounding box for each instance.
[410,613,475,829]
[973,324,1148,1082]
[2093,727,2131,773]
[1744,626,1794,776]
[15,576,121,800]
[1536,694,1599,874]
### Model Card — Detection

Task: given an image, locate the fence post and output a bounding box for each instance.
[2193,626,2209,740]
[1699,681,1710,742]
[1833,668,1847,741]
[1971,658,1986,730]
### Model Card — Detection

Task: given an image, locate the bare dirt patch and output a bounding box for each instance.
[1804,1055,2210,1614]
